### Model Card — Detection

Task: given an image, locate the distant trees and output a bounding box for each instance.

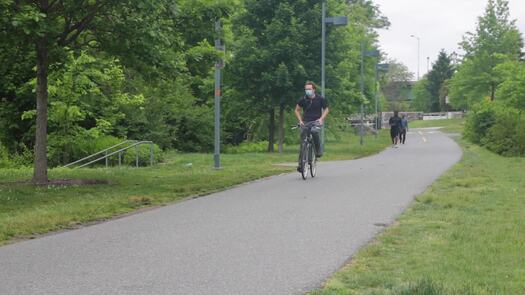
[453,0,525,157]
[449,0,523,110]
[410,50,454,112]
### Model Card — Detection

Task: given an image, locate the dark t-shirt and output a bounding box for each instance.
[389,116,402,130]
[297,94,328,122]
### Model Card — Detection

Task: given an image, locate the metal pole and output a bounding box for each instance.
[118,151,121,167]
[417,38,420,80]
[135,145,139,168]
[410,35,420,80]
[320,0,326,151]
[374,62,379,137]
[105,151,108,167]
[214,20,222,169]
[427,56,430,74]
[360,41,365,145]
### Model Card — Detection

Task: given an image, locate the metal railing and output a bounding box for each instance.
[63,140,155,169]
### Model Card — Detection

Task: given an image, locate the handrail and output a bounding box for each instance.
[76,141,153,168]
[63,140,135,168]
[63,140,155,169]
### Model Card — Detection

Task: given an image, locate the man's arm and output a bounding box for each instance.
[318,107,330,124]
[295,104,304,125]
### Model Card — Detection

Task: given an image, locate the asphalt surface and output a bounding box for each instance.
[0,128,462,295]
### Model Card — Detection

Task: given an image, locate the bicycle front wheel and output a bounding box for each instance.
[301,143,309,180]
[309,148,316,178]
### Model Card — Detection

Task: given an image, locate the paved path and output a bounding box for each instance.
[0,129,462,295]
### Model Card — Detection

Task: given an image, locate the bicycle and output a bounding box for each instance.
[293,121,321,180]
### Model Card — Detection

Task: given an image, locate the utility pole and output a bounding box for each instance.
[214,20,224,169]
[321,0,347,150]
[410,35,420,80]
[360,41,365,146]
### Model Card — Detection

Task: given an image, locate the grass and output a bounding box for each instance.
[409,118,465,133]
[311,118,525,294]
[0,128,390,245]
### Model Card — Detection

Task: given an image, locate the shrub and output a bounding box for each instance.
[0,142,11,168]
[483,110,525,156]
[464,101,498,144]
[465,101,525,157]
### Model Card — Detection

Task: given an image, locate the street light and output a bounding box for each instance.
[410,34,420,80]
[360,45,379,145]
[214,20,225,169]
[321,0,348,150]
[375,63,390,133]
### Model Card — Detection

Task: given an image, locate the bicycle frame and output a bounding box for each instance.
[294,122,321,179]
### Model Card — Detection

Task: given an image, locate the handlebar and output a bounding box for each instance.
[291,121,323,130]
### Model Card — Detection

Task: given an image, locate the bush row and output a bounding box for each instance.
[465,101,525,156]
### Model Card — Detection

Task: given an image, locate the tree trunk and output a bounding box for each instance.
[490,82,496,101]
[33,37,49,184]
[267,107,275,152]
[278,103,284,153]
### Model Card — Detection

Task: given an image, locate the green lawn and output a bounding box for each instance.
[0,129,390,245]
[311,119,525,294]
[409,118,465,133]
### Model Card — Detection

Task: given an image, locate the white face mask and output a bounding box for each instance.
[305,89,314,97]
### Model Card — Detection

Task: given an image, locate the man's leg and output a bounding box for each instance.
[312,131,322,157]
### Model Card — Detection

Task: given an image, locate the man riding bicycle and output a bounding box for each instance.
[295,81,330,172]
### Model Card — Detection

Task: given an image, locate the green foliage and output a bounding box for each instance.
[426,50,454,112]
[465,101,525,156]
[464,101,498,143]
[482,108,525,156]
[494,60,525,109]
[1,0,392,167]
[449,0,523,109]
[411,78,431,112]
[0,142,10,168]
[382,60,414,111]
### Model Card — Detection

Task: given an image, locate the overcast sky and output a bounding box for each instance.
[372,0,525,79]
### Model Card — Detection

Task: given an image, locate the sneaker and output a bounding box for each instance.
[297,166,303,173]
[316,153,322,158]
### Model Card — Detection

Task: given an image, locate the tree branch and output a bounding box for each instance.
[58,1,108,46]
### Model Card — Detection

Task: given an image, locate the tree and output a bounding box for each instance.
[3,1,148,182]
[494,60,525,110]
[228,0,321,152]
[381,59,414,108]
[411,77,431,112]
[426,50,454,112]
[2,1,234,182]
[227,0,388,151]
[449,0,523,109]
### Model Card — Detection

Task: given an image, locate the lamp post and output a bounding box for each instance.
[214,20,225,169]
[360,44,379,145]
[410,34,420,80]
[321,0,347,150]
[375,63,390,133]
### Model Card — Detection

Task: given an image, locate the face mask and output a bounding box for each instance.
[305,89,314,97]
